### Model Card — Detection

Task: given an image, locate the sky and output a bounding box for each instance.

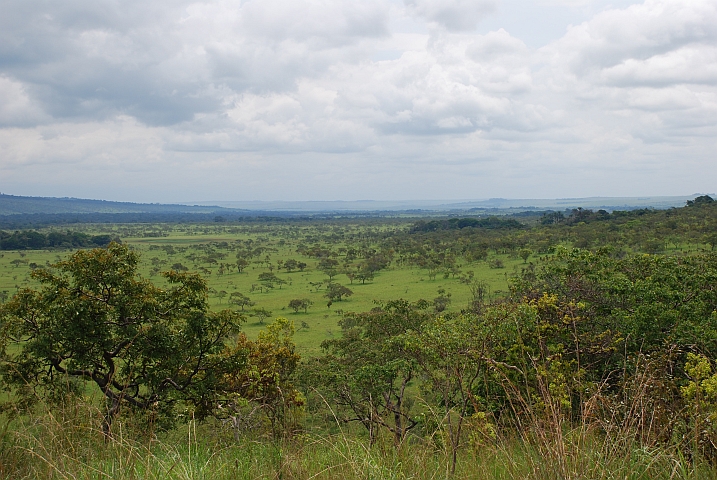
[0,0,715,203]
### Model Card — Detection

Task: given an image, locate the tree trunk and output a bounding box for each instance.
[103,394,121,438]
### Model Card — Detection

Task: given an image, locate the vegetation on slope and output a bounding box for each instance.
[0,196,717,478]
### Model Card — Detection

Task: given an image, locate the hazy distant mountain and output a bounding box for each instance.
[1,194,709,217]
[193,196,703,212]
[0,194,232,215]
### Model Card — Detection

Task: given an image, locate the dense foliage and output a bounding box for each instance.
[411,216,524,232]
[301,248,717,471]
[0,229,114,250]
[0,243,245,432]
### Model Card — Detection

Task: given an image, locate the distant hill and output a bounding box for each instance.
[193,195,706,212]
[440,196,706,211]
[0,194,233,216]
[1,194,711,219]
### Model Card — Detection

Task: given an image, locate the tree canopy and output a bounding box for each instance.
[0,242,244,432]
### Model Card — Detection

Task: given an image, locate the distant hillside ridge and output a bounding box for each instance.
[0,194,236,215]
[2,193,713,217]
[191,195,711,212]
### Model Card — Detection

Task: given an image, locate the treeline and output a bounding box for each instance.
[0,212,309,229]
[0,230,116,250]
[411,216,524,232]
[395,196,717,268]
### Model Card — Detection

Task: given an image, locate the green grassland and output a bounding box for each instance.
[0,221,524,356]
[3,205,713,356]
[3,202,717,479]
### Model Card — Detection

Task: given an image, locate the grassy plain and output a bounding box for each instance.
[0,220,524,356]
[3,211,716,479]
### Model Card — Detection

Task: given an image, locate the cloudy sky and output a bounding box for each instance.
[0,0,715,203]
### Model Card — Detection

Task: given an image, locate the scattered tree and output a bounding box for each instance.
[236,258,249,273]
[433,288,452,313]
[325,283,353,302]
[251,307,273,325]
[288,298,313,313]
[229,292,255,311]
[218,318,303,439]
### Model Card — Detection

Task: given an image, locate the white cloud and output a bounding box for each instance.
[537,0,592,6]
[0,116,165,169]
[1,0,716,201]
[601,46,717,86]
[0,77,49,126]
[546,0,717,76]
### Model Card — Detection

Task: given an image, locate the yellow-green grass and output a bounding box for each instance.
[2,402,715,480]
[0,224,532,356]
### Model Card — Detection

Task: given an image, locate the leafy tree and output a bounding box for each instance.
[288,298,313,313]
[229,292,254,311]
[318,258,340,281]
[218,318,303,438]
[344,269,356,284]
[507,248,717,443]
[235,258,249,273]
[0,243,243,433]
[0,230,115,251]
[468,280,490,313]
[258,272,285,290]
[250,307,273,325]
[284,259,299,272]
[355,265,376,284]
[399,312,504,474]
[540,211,565,225]
[704,233,717,251]
[433,288,452,313]
[511,248,717,358]
[301,300,432,445]
[488,258,504,269]
[325,283,353,302]
[217,290,228,303]
[687,195,714,207]
[9,259,27,268]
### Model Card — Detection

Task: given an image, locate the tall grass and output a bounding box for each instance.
[1,396,716,480]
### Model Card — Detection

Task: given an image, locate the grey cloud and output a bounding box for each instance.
[404,0,497,32]
[0,0,211,125]
[623,87,702,111]
[238,0,389,44]
[526,0,717,149]
[0,0,389,127]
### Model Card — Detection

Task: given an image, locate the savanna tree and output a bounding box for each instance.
[0,243,243,433]
[302,300,432,445]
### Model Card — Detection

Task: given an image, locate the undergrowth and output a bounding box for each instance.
[1,398,715,480]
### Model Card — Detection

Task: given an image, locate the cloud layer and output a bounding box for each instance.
[1,0,715,201]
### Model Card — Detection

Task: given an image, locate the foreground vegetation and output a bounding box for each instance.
[4,398,717,480]
[1,196,717,478]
